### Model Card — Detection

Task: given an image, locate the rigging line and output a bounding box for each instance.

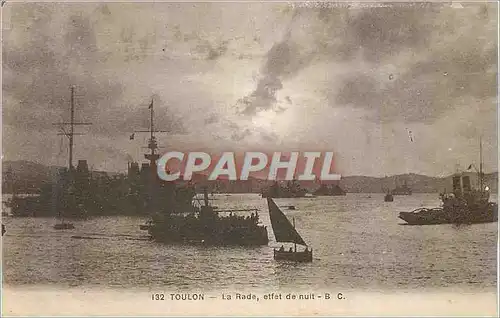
[57,134,65,158]
[56,126,68,168]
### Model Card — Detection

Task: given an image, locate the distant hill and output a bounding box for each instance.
[1,160,498,194]
[341,172,498,194]
[1,160,120,194]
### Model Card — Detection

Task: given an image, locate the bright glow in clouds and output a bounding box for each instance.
[157,152,341,181]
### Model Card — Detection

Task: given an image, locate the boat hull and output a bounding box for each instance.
[148,222,269,246]
[399,203,498,225]
[273,249,313,262]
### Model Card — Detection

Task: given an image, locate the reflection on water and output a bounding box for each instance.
[2,193,497,291]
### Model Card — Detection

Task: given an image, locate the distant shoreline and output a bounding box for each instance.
[2,160,498,195]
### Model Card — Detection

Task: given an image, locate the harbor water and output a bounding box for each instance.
[2,193,497,292]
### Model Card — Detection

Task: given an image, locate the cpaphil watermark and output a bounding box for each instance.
[156,152,341,181]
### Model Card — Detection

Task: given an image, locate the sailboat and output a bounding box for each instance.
[267,198,312,262]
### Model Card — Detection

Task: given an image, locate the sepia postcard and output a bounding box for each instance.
[1,0,498,316]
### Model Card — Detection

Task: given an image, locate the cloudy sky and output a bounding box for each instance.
[2,2,497,177]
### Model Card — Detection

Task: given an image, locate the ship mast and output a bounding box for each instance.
[133,98,169,169]
[53,86,92,171]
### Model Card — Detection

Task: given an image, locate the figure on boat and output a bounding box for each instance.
[267,197,312,262]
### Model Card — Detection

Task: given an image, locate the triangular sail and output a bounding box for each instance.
[267,198,306,246]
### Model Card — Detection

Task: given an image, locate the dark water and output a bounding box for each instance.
[2,193,497,291]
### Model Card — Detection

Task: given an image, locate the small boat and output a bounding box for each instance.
[54,222,75,230]
[384,192,394,202]
[2,223,5,236]
[399,138,497,225]
[267,198,312,262]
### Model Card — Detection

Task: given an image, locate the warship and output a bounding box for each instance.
[8,86,92,225]
[313,182,346,196]
[261,180,308,198]
[384,188,394,202]
[130,100,269,246]
[7,89,195,219]
[399,140,498,225]
[391,180,412,195]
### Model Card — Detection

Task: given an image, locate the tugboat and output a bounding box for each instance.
[313,182,346,196]
[268,197,312,262]
[261,180,307,198]
[399,139,497,225]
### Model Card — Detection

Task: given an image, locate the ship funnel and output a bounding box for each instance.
[452,175,462,196]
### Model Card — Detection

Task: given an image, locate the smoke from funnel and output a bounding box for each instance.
[236,10,309,116]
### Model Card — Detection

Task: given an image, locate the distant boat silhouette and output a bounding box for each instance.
[267,198,312,262]
[384,189,394,202]
[261,180,307,198]
[313,183,346,196]
[391,180,412,195]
